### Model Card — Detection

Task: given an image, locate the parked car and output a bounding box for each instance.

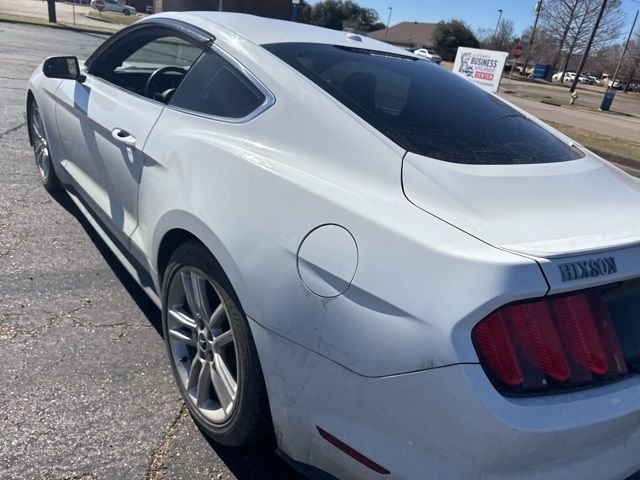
[90,0,136,15]
[28,12,640,480]
[587,75,602,86]
[552,71,575,82]
[413,48,442,64]
[611,79,625,90]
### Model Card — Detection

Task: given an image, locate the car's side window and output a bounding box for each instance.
[89,28,203,104]
[169,50,267,120]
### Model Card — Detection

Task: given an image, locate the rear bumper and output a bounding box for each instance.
[251,318,640,480]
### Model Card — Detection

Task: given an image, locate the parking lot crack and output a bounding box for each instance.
[0,302,154,339]
[145,404,189,480]
[41,472,97,480]
[0,121,27,139]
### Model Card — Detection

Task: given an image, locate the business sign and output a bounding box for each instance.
[452,47,509,93]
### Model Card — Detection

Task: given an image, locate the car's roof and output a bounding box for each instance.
[155,11,410,56]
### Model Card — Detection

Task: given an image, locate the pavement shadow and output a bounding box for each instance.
[50,188,162,334]
[50,188,305,480]
[199,432,306,480]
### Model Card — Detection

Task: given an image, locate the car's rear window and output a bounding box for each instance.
[264,42,583,165]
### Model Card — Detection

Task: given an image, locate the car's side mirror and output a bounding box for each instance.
[43,56,85,83]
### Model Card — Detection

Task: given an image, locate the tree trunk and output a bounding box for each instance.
[624,66,637,93]
[548,1,579,80]
[560,5,588,83]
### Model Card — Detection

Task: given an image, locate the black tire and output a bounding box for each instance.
[28,99,61,192]
[162,240,272,446]
[123,8,131,15]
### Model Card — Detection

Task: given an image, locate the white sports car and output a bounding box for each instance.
[27,12,640,480]
[90,0,137,16]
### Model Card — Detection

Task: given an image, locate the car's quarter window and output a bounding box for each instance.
[89,28,203,104]
[264,42,584,165]
[169,49,267,120]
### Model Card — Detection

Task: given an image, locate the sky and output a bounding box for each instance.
[331,0,640,40]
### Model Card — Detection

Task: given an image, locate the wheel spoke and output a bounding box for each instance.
[208,303,226,330]
[169,328,196,346]
[181,270,211,320]
[196,361,213,407]
[32,110,44,141]
[187,356,203,392]
[35,146,44,165]
[169,308,197,331]
[212,354,236,412]
[168,308,197,346]
[215,329,233,348]
[180,271,198,317]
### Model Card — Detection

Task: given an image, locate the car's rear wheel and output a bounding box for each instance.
[29,100,60,192]
[123,8,131,15]
[162,241,272,446]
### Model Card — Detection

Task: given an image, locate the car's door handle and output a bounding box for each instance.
[111,128,137,148]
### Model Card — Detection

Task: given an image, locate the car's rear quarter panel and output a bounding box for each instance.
[135,35,549,378]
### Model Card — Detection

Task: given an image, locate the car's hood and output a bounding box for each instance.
[402,151,640,258]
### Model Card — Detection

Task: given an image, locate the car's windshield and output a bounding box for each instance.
[264,42,583,165]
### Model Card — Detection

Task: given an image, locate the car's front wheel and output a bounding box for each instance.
[162,241,272,446]
[29,100,60,192]
[123,8,131,15]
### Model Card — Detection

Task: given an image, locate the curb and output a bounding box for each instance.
[0,15,114,35]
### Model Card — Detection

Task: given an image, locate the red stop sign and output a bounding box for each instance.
[95,0,105,11]
[513,44,524,59]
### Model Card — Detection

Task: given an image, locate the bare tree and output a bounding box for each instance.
[540,0,581,78]
[539,0,624,80]
[584,32,640,85]
[520,25,558,65]
[621,34,640,91]
[476,19,517,51]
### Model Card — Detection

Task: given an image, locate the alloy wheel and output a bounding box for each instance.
[166,267,239,424]
[31,105,50,181]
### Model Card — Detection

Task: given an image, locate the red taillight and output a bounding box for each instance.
[473,290,628,394]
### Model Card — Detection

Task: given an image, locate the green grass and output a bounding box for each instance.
[87,10,139,25]
[546,120,640,169]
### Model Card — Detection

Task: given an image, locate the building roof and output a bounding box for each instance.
[368,22,438,48]
[151,11,413,55]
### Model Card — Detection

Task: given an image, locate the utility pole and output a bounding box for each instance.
[384,7,392,41]
[601,9,638,109]
[569,0,608,93]
[522,0,543,76]
[219,0,223,11]
[47,0,56,23]
[610,10,638,91]
[493,9,503,47]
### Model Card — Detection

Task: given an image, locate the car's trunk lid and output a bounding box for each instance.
[402,151,640,259]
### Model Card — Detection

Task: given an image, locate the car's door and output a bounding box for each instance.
[55,25,203,245]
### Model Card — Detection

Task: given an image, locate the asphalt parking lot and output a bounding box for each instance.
[0,22,302,480]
